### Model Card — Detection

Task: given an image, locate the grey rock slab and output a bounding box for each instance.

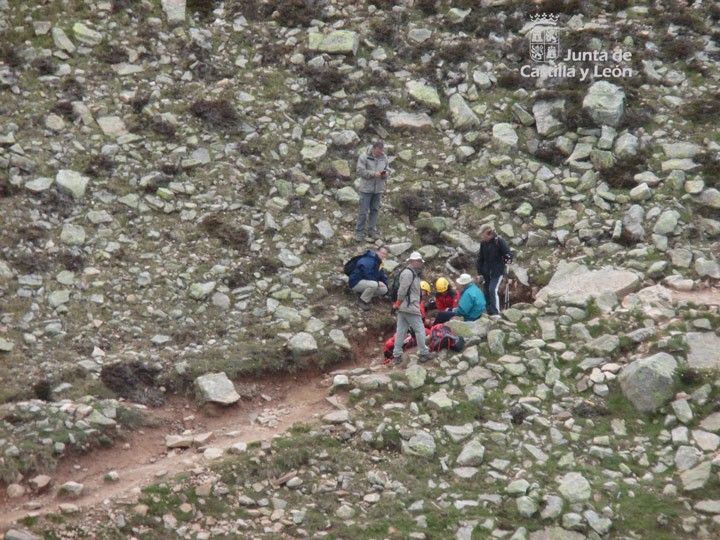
[194,372,240,405]
[449,93,480,130]
[680,460,711,491]
[506,479,530,495]
[58,481,84,498]
[189,281,216,299]
[52,27,75,53]
[540,496,564,519]
[386,111,433,130]
[583,81,625,127]
[536,261,641,303]
[697,188,720,209]
[517,496,538,517]
[558,472,591,503]
[97,116,128,138]
[25,177,54,192]
[533,99,565,137]
[5,531,42,540]
[56,169,88,198]
[619,352,677,412]
[161,0,186,23]
[72,22,102,45]
[60,223,86,245]
[323,409,349,424]
[686,332,720,370]
[309,30,359,55]
[695,257,720,279]
[663,142,702,159]
[695,500,720,514]
[672,399,693,424]
[406,364,427,389]
[699,412,720,432]
[336,186,359,204]
[288,332,317,354]
[0,337,15,352]
[492,122,518,148]
[406,81,441,109]
[402,431,436,457]
[444,423,474,443]
[456,438,485,466]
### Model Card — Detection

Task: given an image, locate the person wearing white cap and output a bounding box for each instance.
[435,273,486,323]
[390,251,435,365]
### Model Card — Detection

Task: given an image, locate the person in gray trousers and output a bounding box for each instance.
[355,140,389,242]
[391,252,436,366]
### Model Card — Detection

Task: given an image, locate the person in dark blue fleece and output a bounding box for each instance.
[348,246,388,310]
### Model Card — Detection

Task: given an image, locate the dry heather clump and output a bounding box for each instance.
[304,66,346,95]
[682,94,720,124]
[96,43,128,64]
[100,361,165,407]
[31,56,55,75]
[190,99,241,131]
[200,213,250,251]
[84,154,115,178]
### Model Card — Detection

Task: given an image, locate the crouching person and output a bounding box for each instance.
[347,246,388,311]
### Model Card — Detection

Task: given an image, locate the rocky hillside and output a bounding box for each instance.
[1,0,719,538]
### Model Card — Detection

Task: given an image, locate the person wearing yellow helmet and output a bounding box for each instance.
[420,280,431,295]
[432,276,461,324]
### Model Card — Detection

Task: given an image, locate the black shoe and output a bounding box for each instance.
[419,352,436,363]
[392,356,402,366]
[358,300,371,311]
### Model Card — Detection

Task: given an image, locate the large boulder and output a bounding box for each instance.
[536,261,641,304]
[622,204,646,243]
[532,99,565,137]
[448,94,480,130]
[619,352,677,412]
[308,30,359,55]
[386,111,433,130]
[161,0,186,23]
[492,123,519,148]
[194,372,240,405]
[686,333,720,370]
[583,81,625,127]
[406,81,441,109]
[56,169,89,198]
[288,332,318,354]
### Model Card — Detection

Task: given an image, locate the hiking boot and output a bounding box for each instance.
[418,352,436,363]
[354,232,365,242]
[490,314,501,320]
[358,299,371,311]
[369,230,381,241]
[392,355,402,366]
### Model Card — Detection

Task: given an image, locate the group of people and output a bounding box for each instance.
[349,139,514,365]
[346,226,513,366]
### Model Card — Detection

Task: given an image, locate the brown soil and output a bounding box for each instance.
[0,347,387,531]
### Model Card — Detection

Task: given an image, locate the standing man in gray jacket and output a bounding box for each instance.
[355,140,389,242]
[390,251,435,365]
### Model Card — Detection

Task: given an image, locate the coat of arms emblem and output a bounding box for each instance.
[529,13,560,63]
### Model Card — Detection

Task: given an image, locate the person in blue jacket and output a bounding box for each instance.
[348,246,388,311]
[434,273,486,323]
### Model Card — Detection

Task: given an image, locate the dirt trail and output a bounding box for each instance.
[0,368,367,531]
[670,286,720,306]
